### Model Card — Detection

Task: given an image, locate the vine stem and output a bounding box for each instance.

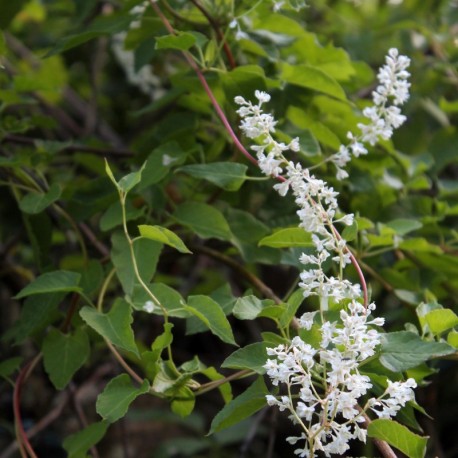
[149,0,369,309]
[149,0,257,167]
[13,356,42,458]
[120,193,167,316]
[106,341,144,385]
[195,369,253,396]
[95,265,145,384]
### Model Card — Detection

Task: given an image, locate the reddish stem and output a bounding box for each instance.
[149,0,257,167]
[331,226,369,308]
[149,0,368,308]
[13,361,39,458]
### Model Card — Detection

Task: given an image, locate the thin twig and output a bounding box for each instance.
[195,369,253,396]
[78,222,110,258]
[106,341,144,385]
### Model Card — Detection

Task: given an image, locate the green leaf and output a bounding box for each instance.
[233,295,268,320]
[281,63,347,101]
[14,56,68,100]
[138,224,191,254]
[0,357,23,379]
[117,163,146,194]
[171,386,195,417]
[79,260,104,296]
[15,271,82,299]
[173,202,233,241]
[222,342,268,374]
[379,331,455,371]
[100,200,144,232]
[80,299,139,356]
[221,65,268,102]
[133,282,189,318]
[177,162,248,191]
[208,377,268,434]
[23,212,52,272]
[152,322,174,351]
[424,309,458,336]
[48,13,133,56]
[226,208,279,264]
[367,419,428,458]
[63,421,108,458]
[104,159,119,189]
[96,374,149,423]
[385,219,423,236]
[200,366,232,403]
[43,328,90,390]
[111,232,162,297]
[341,220,358,242]
[296,129,321,157]
[184,295,237,346]
[155,32,196,51]
[4,293,64,344]
[279,289,304,328]
[399,238,442,254]
[139,142,188,188]
[258,228,313,248]
[19,183,61,214]
[447,330,458,348]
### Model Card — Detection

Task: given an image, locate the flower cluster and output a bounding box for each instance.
[235,91,356,309]
[265,302,416,457]
[235,91,300,177]
[332,48,410,180]
[111,2,165,99]
[235,49,415,457]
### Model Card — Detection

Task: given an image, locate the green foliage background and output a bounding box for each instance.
[0,0,457,457]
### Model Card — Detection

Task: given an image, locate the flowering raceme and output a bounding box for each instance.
[331,48,411,180]
[235,49,416,457]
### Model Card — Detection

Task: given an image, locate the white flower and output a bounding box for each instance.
[332,48,410,178]
[298,311,317,330]
[255,90,271,103]
[236,89,416,456]
[143,301,155,313]
[162,154,177,166]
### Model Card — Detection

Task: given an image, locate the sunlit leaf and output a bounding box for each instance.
[368,419,428,458]
[138,224,191,254]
